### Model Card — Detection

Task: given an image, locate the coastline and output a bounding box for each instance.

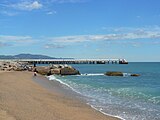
[0,71,119,120]
[33,75,124,120]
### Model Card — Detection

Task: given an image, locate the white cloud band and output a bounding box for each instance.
[0,35,36,46]
[1,28,160,48]
[49,31,160,43]
[10,1,43,11]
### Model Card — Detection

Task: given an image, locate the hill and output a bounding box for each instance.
[0,54,57,59]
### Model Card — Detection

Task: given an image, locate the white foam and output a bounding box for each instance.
[47,75,83,95]
[88,103,125,120]
[48,75,57,80]
[123,73,131,77]
[77,73,104,76]
[77,73,132,77]
[47,75,125,120]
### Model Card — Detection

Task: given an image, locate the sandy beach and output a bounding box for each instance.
[0,71,119,120]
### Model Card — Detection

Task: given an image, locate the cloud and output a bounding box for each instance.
[45,44,65,48]
[0,42,9,47]
[48,31,160,44]
[0,11,18,16]
[136,16,141,18]
[0,35,36,46]
[49,0,87,3]
[0,1,43,16]
[95,49,100,52]
[101,26,160,33]
[10,1,43,11]
[0,35,32,42]
[49,35,90,43]
[0,0,87,16]
[46,10,57,15]
[1,26,160,48]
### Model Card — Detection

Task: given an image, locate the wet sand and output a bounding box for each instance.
[0,71,119,120]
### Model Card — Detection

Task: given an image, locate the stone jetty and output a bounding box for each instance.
[0,61,80,75]
[34,64,80,75]
[0,61,30,71]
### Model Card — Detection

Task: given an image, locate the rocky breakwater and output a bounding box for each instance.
[34,64,80,76]
[0,61,80,76]
[0,61,32,71]
[105,71,140,77]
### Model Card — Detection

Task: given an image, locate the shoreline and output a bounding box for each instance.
[0,71,119,120]
[33,74,122,120]
[44,75,124,120]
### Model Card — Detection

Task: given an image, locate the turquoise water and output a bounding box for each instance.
[49,63,160,120]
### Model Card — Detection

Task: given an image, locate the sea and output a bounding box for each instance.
[46,62,160,120]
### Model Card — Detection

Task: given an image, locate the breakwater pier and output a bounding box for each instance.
[7,58,128,64]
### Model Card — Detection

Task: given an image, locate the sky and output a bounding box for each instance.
[0,0,160,62]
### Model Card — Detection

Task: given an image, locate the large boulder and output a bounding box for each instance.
[13,66,26,71]
[60,67,80,75]
[34,66,50,75]
[105,71,123,76]
[51,68,61,75]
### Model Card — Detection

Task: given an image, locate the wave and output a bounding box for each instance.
[88,104,125,120]
[47,75,124,120]
[47,75,83,95]
[123,73,131,77]
[77,73,104,76]
[76,73,132,77]
[46,74,160,120]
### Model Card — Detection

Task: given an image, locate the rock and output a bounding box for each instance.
[13,66,26,71]
[35,66,50,75]
[0,61,80,76]
[105,71,123,76]
[51,68,61,75]
[34,65,80,76]
[131,74,140,77]
[60,67,80,75]
[47,70,52,76]
[105,71,140,77]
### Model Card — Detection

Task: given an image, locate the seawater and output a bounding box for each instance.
[48,63,160,120]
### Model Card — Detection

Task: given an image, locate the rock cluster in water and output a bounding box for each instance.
[105,71,140,77]
[0,61,80,75]
[105,71,123,76]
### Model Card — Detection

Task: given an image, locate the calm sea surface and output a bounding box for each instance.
[48,62,160,120]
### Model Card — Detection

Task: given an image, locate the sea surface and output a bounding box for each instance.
[47,62,160,120]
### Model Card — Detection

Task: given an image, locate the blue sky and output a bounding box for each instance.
[0,0,160,61]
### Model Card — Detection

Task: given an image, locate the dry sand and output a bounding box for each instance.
[0,71,119,120]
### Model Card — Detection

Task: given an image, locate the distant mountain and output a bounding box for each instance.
[0,54,72,59]
[14,54,56,59]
